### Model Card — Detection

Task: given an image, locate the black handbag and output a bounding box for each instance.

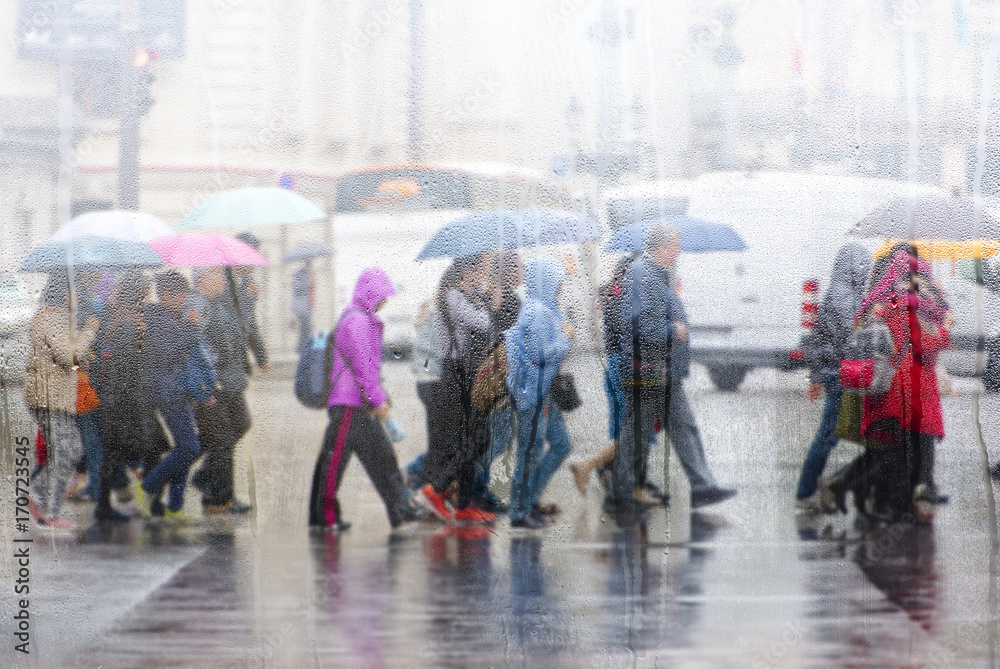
[550,373,582,412]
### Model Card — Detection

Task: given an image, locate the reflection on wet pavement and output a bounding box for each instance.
[3,361,999,667]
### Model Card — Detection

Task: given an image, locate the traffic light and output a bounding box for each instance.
[124,48,156,119]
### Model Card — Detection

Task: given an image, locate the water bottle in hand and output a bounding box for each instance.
[384,417,405,442]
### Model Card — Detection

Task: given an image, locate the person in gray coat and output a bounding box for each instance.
[795,243,871,510]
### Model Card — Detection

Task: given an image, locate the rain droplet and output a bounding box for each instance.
[392,347,402,359]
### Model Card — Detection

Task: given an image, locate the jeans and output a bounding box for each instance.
[472,403,515,500]
[76,411,104,499]
[795,376,843,499]
[510,396,572,521]
[142,403,202,512]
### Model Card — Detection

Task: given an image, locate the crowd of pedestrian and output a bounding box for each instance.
[23,221,970,534]
[24,236,268,528]
[310,222,736,533]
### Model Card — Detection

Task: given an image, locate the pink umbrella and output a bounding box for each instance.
[149,233,269,266]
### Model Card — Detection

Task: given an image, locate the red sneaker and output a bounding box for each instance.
[454,506,497,523]
[419,485,454,521]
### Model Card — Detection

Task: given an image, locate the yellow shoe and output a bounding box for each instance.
[164,509,196,524]
[132,480,152,517]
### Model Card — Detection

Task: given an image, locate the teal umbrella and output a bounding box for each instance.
[20,235,164,272]
[179,187,327,230]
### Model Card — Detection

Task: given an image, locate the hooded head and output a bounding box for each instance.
[351,266,396,313]
[524,257,566,313]
[831,243,872,296]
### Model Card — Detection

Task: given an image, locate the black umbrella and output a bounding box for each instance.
[849,195,1000,240]
[281,243,334,263]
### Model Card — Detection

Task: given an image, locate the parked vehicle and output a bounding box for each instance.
[601,172,947,391]
[0,272,34,385]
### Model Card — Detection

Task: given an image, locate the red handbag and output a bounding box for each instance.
[839,358,875,391]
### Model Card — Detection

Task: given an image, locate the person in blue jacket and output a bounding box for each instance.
[505,258,574,529]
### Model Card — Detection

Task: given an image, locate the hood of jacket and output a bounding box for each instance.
[524,258,565,316]
[351,267,396,313]
[825,243,872,324]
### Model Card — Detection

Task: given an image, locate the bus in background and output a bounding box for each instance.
[330,163,585,356]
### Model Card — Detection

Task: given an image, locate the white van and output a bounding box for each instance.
[602,172,953,390]
[330,164,583,356]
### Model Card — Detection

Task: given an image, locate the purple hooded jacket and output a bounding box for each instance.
[326,267,396,409]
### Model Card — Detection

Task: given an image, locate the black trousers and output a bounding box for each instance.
[423,361,489,509]
[193,390,251,506]
[611,382,669,514]
[308,405,412,528]
[836,426,931,519]
[96,401,168,510]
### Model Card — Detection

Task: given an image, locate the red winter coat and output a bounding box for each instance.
[861,298,950,441]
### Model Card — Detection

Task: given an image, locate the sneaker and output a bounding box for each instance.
[690,487,737,509]
[914,484,949,505]
[795,492,824,513]
[164,509,196,524]
[113,485,133,504]
[454,506,497,523]
[132,481,152,517]
[94,506,130,522]
[203,502,231,515]
[419,484,454,521]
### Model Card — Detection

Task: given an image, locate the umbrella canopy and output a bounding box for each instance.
[604,217,747,254]
[20,235,165,273]
[179,187,327,230]
[849,195,1000,240]
[416,209,602,261]
[150,233,270,267]
[49,210,174,243]
[282,242,334,263]
[874,238,1000,261]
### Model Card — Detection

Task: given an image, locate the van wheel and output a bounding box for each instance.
[708,365,748,392]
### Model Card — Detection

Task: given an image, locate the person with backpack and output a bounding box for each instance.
[827,247,953,522]
[505,258,575,529]
[795,243,871,512]
[307,266,423,532]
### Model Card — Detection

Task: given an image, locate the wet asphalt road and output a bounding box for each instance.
[1,354,999,668]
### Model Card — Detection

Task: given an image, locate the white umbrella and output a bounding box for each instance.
[49,210,175,243]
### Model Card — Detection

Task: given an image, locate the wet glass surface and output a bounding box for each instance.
[3,1,1000,667]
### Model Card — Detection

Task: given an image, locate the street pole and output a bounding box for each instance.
[407,0,423,162]
[118,0,140,210]
[56,0,73,228]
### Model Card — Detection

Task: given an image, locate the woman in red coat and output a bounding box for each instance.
[831,248,952,521]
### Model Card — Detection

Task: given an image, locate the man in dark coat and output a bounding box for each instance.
[606,222,736,518]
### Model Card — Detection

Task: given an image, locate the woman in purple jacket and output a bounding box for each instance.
[308,267,422,532]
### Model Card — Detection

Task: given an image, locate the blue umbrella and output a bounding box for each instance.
[416,209,602,260]
[604,217,747,254]
[20,235,165,272]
